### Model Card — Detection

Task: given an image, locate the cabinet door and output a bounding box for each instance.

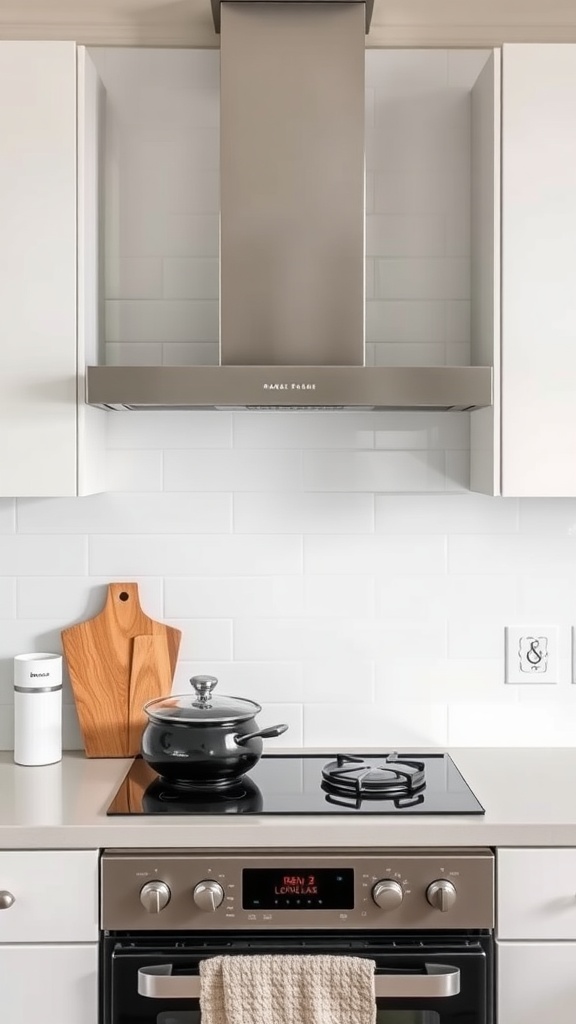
[0,944,98,1024]
[0,849,98,942]
[0,42,104,496]
[501,44,576,496]
[498,941,576,1024]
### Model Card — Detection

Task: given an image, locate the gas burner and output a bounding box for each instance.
[321,753,426,803]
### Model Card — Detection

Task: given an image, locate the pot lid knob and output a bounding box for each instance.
[191,674,218,706]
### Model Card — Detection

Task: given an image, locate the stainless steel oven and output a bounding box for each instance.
[100,849,494,1024]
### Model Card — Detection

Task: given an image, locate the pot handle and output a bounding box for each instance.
[235,724,288,746]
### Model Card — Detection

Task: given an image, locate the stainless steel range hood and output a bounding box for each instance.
[86,0,492,412]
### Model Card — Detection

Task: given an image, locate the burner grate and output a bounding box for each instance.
[321,753,426,806]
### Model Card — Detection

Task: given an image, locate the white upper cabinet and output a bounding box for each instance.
[0,41,104,496]
[500,43,576,496]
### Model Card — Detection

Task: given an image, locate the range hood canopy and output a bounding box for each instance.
[86,0,493,412]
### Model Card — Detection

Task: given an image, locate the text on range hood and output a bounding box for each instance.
[86,0,492,412]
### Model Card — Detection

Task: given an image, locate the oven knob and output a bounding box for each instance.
[426,879,457,912]
[372,879,404,910]
[193,880,225,912]
[140,880,171,914]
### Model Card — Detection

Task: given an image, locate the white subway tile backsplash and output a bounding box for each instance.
[174,661,304,702]
[372,343,446,366]
[17,493,231,534]
[305,535,446,575]
[366,214,445,258]
[519,498,576,535]
[374,413,469,451]
[0,578,15,619]
[449,535,576,576]
[89,535,302,577]
[376,258,470,301]
[233,618,444,662]
[445,300,471,342]
[445,342,471,365]
[163,258,219,299]
[448,619,507,660]
[233,493,374,534]
[162,342,220,365]
[106,299,219,343]
[168,619,233,660]
[366,300,445,344]
[448,702,576,746]
[375,657,507,702]
[517,576,576,621]
[304,702,449,747]
[375,493,518,533]
[0,500,15,532]
[106,451,163,492]
[233,414,376,450]
[0,536,87,576]
[165,577,304,619]
[302,661,374,702]
[106,258,163,299]
[17,577,164,623]
[445,449,470,491]
[376,573,517,620]
[374,165,455,216]
[107,343,163,366]
[107,411,233,449]
[303,451,447,492]
[164,450,303,492]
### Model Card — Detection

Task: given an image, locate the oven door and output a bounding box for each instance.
[102,932,493,1024]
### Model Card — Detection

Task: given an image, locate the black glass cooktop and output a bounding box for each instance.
[106,752,484,816]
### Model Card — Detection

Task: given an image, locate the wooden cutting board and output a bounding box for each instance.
[61,582,181,757]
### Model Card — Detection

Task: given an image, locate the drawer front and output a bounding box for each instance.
[497,941,576,1024]
[498,848,576,939]
[0,850,98,942]
[0,943,98,1024]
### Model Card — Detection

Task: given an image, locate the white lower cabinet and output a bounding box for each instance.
[0,944,98,1024]
[0,849,99,1024]
[497,848,576,1023]
[497,941,576,1023]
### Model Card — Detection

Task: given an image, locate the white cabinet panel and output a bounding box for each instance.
[0,850,98,942]
[501,44,576,495]
[497,941,576,1024]
[0,944,98,1024]
[0,41,104,497]
[498,848,576,939]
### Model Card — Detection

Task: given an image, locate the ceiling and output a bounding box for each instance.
[2,0,576,47]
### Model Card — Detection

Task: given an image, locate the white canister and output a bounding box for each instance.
[13,653,62,766]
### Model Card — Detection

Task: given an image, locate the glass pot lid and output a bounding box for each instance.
[143,675,261,724]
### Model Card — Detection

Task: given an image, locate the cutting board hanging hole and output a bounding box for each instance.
[119,592,129,601]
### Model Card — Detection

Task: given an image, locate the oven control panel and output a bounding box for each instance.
[101,848,494,930]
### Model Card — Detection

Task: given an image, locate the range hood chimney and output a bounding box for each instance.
[86,0,492,411]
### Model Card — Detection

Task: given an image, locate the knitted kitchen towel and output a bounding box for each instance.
[199,954,376,1024]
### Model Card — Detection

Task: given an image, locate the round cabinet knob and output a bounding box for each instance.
[426,879,457,913]
[140,880,171,914]
[0,891,15,910]
[193,880,225,912]
[372,879,404,911]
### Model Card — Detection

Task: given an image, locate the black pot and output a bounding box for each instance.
[141,675,288,786]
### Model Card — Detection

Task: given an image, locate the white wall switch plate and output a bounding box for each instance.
[505,626,559,684]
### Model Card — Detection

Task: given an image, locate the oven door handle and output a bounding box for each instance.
[138,962,461,999]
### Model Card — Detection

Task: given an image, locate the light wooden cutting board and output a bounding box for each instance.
[61,582,181,757]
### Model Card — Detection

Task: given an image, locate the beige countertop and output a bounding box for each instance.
[0,747,574,849]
